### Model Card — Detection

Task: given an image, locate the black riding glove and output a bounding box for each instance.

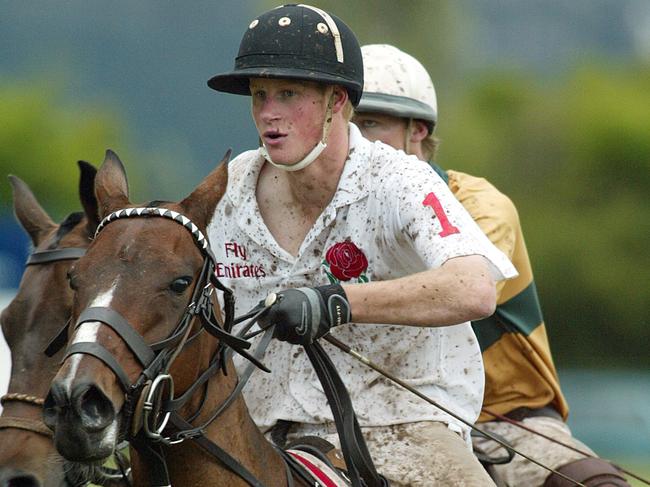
[259,284,352,345]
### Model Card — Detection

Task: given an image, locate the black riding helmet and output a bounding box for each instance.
[207,4,364,106]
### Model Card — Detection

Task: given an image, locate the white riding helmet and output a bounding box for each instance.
[358,44,438,133]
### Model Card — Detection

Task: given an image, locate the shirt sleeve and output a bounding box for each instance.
[447,170,521,298]
[388,160,517,280]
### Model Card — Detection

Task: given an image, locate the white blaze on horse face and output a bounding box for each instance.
[60,282,118,393]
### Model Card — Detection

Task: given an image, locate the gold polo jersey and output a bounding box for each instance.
[446,169,569,422]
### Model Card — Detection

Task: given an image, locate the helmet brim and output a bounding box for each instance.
[207,67,362,106]
[356,92,437,129]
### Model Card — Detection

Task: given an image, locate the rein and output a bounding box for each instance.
[322,334,590,487]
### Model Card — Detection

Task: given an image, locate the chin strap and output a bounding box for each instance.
[262,141,327,172]
[263,87,336,172]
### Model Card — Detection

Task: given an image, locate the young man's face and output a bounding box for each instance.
[250,78,328,166]
[352,112,408,151]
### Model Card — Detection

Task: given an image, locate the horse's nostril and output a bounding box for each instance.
[43,382,67,430]
[75,384,115,432]
[2,472,41,487]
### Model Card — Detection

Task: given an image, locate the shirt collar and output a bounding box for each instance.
[222,125,375,263]
[225,149,265,208]
[328,122,372,209]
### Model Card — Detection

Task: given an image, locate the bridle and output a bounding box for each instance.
[0,245,132,486]
[58,206,389,487]
[64,207,264,427]
[0,393,51,438]
[0,246,86,438]
[0,393,132,487]
[60,207,288,487]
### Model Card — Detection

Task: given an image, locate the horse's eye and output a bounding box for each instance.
[170,277,192,294]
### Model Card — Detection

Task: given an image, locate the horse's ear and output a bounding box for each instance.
[95,149,130,218]
[77,160,100,235]
[8,175,56,246]
[179,149,231,229]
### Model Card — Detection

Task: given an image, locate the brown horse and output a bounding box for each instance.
[44,151,308,486]
[0,164,129,487]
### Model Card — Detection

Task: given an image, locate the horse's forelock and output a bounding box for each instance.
[46,212,85,250]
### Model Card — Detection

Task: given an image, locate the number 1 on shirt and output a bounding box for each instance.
[422,192,460,237]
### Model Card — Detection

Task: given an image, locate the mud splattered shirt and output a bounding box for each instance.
[207,123,517,441]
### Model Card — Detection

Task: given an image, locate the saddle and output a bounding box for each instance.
[286,436,350,487]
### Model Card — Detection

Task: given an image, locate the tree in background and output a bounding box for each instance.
[0,77,145,288]
[438,64,650,367]
[0,78,142,219]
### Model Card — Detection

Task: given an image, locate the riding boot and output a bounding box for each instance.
[543,457,630,487]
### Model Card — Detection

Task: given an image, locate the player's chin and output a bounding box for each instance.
[268,149,302,166]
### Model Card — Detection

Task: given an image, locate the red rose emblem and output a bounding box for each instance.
[325,241,368,281]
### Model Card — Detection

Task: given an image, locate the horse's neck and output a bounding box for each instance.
[134,357,290,486]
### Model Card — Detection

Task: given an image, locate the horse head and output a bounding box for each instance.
[44,149,230,464]
[0,162,99,486]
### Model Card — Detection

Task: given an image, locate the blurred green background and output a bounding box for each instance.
[1,0,648,479]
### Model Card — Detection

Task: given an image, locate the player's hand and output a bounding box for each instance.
[259,284,351,345]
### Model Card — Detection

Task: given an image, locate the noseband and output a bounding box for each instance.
[0,246,133,487]
[63,208,247,425]
[0,394,51,438]
[61,207,275,487]
[0,246,86,438]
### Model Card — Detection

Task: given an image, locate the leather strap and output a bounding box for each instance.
[471,429,515,466]
[304,341,386,487]
[544,457,629,487]
[77,307,155,367]
[26,247,86,265]
[169,414,269,487]
[130,432,171,487]
[0,416,53,437]
[65,342,132,391]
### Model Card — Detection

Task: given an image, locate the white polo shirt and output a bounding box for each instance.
[207,123,517,441]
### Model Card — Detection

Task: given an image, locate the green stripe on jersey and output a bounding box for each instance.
[472,281,544,352]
